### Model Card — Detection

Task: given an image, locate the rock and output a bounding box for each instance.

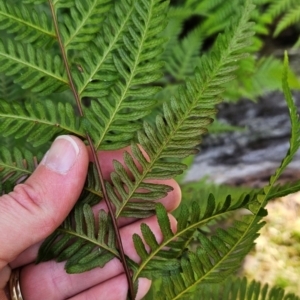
[185,92,300,187]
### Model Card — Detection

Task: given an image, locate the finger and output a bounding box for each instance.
[88,144,149,178]
[0,136,89,269]
[88,146,132,180]
[0,265,11,289]
[69,275,151,300]
[89,145,181,225]
[10,178,181,268]
[91,178,181,226]
[19,214,176,299]
[10,179,180,268]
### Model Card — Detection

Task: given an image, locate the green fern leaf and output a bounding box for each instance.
[105,0,255,218]
[82,0,168,150]
[165,26,203,80]
[0,99,84,147]
[156,216,264,299]
[265,0,299,36]
[136,52,300,297]
[268,181,300,200]
[0,146,39,193]
[23,0,48,4]
[0,1,55,45]
[132,192,254,281]
[0,74,24,101]
[0,39,68,95]
[37,202,120,273]
[274,5,300,37]
[57,0,113,51]
[267,52,300,187]
[196,0,246,36]
[73,0,135,99]
[196,277,300,300]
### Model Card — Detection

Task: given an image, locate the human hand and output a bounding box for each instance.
[0,135,181,300]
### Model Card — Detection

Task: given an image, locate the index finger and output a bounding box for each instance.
[87,145,148,181]
[87,145,181,214]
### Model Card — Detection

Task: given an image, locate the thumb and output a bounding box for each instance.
[0,135,89,268]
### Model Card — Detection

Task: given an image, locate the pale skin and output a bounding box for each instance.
[0,135,181,300]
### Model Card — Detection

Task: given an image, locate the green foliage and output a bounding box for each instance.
[265,0,300,39]
[0,0,300,299]
[0,146,40,192]
[0,2,55,45]
[170,276,300,300]
[163,0,300,103]
[0,99,84,147]
[37,202,119,273]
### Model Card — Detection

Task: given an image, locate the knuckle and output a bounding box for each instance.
[6,183,57,234]
[9,183,44,210]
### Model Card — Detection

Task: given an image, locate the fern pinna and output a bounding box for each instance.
[1,0,300,299]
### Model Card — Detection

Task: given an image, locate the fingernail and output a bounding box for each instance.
[41,136,79,174]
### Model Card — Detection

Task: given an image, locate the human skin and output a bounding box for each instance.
[0,135,181,300]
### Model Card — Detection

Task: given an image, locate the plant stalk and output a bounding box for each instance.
[48,1,134,299]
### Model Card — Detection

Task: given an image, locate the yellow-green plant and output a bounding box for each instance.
[0,0,300,299]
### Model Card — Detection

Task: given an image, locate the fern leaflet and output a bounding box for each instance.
[37,202,121,273]
[0,1,55,45]
[0,99,84,147]
[83,0,168,150]
[156,276,300,300]
[0,147,39,193]
[105,0,255,219]
[0,39,68,95]
[57,0,113,51]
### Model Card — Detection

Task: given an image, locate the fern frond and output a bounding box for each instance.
[105,0,255,218]
[0,1,55,45]
[165,26,203,80]
[0,99,84,147]
[270,52,300,181]
[83,0,168,150]
[73,0,134,98]
[0,40,68,95]
[225,55,300,101]
[273,2,300,37]
[265,0,299,36]
[0,74,24,101]
[132,192,253,281]
[197,0,245,36]
[0,147,39,193]
[169,51,300,300]
[37,203,120,273]
[162,276,300,300]
[167,7,194,20]
[138,52,300,299]
[195,0,226,13]
[83,163,103,198]
[23,0,48,4]
[245,54,300,213]
[57,0,113,51]
[268,181,300,200]
[155,217,264,299]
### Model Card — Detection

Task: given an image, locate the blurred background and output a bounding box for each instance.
[167,0,300,295]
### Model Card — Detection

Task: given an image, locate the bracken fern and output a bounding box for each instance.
[1,0,300,299]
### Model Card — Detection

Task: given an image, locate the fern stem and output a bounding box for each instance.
[48,2,134,299]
